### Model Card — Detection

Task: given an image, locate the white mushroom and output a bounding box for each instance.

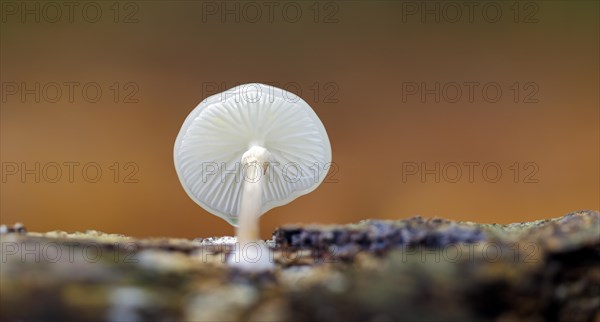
[174,83,331,269]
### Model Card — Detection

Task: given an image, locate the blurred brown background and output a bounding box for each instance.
[1,1,598,239]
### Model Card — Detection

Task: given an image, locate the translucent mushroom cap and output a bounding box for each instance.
[174,83,332,226]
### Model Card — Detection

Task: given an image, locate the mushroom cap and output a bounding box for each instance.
[174,83,332,226]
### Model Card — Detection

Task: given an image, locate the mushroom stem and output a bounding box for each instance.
[237,172,262,244]
[237,146,270,245]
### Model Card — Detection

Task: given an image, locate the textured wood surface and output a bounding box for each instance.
[1,210,598,321]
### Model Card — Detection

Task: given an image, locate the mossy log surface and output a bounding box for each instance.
[1,210,599,321]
